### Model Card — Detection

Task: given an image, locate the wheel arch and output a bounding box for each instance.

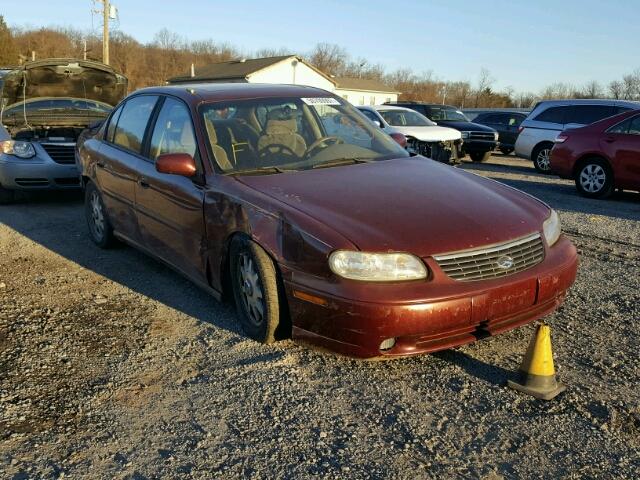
[572,154,614,180]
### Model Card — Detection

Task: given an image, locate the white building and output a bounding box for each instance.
[168,55,399,104]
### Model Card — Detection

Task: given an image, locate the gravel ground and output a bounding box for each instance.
[1,154,639,479]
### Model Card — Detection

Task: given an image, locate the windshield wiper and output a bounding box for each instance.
[226,165,294,176]
[311,158,372,169]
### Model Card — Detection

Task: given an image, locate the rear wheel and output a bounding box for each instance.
[574,158,614,199]
[532,143,554,173]
[85,181,115,248]
[499,147,514,155]
[230,236,282,344]
[0,185,15,205]
[470,151,491,162]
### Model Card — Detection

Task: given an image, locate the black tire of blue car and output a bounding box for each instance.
[230,236,283,344]
[532,143,554,173]
[499,147,514,155]
[0,185,15,205]
[470,151,491,162]
[85,181,115,248]
[574,158,614,199]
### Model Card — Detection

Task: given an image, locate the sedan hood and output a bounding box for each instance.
[0,58,127,109]
[436,120,496,132]
[392,125,461,142]
[236,158,549,257]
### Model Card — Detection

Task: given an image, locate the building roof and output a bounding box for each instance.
[168,55,335,85]
[334,77,400,94]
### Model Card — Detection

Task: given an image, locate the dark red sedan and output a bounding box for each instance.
[551,109,640,198]
[78,84,578,358]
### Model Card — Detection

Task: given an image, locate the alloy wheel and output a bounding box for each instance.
[536,148,551,171]
[90,190,105,240]
[237,253,265,327]
[579,164,606,193]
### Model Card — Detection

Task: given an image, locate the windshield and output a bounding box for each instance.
[379,109,436,127]
[200,96,408,174]
[428,107,468,122]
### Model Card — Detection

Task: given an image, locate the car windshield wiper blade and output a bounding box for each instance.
[226,165,294,176]
[311,158,372,169]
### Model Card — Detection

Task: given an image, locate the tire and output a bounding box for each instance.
[574,158,614,199]
[499,147,514,155]
[85,181,115,248]
[470,151,491,162]
[0,185,15,205]
[230,236,282,344]
[532,143,554,173]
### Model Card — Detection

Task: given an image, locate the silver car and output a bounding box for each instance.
[514,99,640,172]
[0,59,127,203]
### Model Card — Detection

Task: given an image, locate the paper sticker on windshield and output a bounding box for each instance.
[302,97,341,106]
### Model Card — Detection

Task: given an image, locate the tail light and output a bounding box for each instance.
[390,132,407,148]
[555,133,569,143]
[517,126,524,134]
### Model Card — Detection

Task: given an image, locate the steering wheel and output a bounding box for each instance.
[258,144,298,159]
[305,136,344,158]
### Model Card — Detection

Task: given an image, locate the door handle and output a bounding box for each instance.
[603,137,616,143]
[138,178,150,188]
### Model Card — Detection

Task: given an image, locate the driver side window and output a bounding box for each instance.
[149,97,197,162]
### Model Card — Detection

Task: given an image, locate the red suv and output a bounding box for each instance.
[550,110,640,198]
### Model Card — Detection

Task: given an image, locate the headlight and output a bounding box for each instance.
[543,209,561,246]
[0,140,36,159]
[329,250,428,282]
[493,132,499,141]
[461,131,470,139]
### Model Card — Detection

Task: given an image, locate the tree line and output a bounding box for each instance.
[1,17,639,108]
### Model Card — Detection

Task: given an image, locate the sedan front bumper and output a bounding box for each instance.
[284,236,578,358]
[0,154,80,190]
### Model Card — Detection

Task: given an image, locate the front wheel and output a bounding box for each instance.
[85,181,115,248]
[574,159,614,199]
[532,143,554,173]
[470,151,491,162]
[230,237,283,344]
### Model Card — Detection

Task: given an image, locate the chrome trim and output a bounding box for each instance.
[433,233,541,261]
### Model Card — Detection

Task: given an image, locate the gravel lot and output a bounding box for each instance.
[1,154,639,479]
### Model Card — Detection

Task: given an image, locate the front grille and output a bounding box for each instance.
[41,143,76,164]
[469,132,495,141]
[433,233,544,281]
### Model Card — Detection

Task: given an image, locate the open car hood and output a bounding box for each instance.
[0,58,127,109]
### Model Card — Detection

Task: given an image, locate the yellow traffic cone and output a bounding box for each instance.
[507,323,566,400]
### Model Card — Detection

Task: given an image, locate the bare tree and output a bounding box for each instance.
[609,80,623,99]
[307,43,348,76]
[0,15,17,65]
[474,68,494,107]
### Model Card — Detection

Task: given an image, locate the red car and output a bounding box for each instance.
[78,84,578,358]
[551,109,640,198]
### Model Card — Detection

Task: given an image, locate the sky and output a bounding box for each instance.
[2,0,639,92]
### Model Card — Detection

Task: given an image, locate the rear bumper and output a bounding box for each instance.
[0,155,80,190]
[549,146,574,178]
[285,237,578,358]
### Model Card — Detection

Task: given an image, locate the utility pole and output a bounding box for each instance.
[102,0,109,65]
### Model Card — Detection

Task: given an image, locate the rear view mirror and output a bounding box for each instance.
[156,153,197,177]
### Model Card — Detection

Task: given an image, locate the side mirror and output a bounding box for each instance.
[156,153,197,177]
[373,120,382,128]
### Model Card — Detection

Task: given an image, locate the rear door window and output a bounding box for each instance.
[564,105,617,125]
[534,106,566,124]
[113,95,159,154]
[105,104,123,142]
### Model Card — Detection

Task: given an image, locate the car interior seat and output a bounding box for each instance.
[257,108,307,159]
[203,116,235,172]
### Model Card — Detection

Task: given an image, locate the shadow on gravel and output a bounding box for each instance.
[0,192,243,338]
[433,349,516,386]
